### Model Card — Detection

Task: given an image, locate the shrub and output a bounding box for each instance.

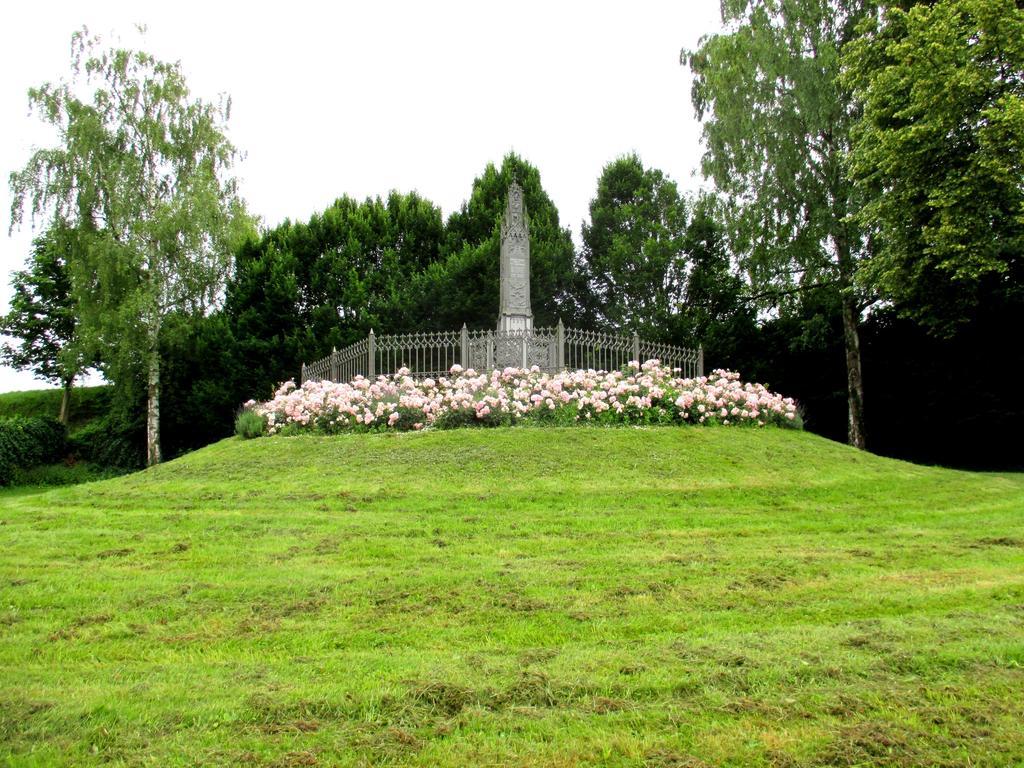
[10,461,126,487]
[234,409,266,439]
[0,417,67,486]
[69,417,143,470]
[252,362,800,436]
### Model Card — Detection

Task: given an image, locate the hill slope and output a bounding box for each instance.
[0,385,110,430]
[2,427,1023,766]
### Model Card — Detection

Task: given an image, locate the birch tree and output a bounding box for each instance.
[10,29,252,464]
[683,0,873,449]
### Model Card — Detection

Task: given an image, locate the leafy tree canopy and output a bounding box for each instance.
[673,196,758,359]
[0,221,94,423]
[8,28,253,464]
[685,0,870,298]
[844,0,1024,335]
[580,153,689,337]
[227,190,446,393]
[431,153,581,329]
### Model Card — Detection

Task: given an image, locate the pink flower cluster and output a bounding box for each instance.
[247,361,799,436]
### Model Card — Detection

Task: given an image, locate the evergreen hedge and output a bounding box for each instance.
[0,417,67,486]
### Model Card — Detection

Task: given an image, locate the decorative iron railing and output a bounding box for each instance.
[301,321,703,384]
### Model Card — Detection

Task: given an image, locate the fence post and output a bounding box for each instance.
[460,323,469,368]
[330,347,338,382]
[698,344,704,378]
[486,330,494,370]
[632,331,641,364]
[301,363,307,385]
[555,319,565,370]
[368,330,376,378]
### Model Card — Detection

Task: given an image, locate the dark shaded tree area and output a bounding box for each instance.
[861,298,1024,470]
[673,201,759,367]
[732,285,1024,471]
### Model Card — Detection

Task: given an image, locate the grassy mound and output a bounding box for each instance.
[1,427,1022,766]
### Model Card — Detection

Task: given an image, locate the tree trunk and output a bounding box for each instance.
[146,335,162,467]
[58,375,74,426]
[840,293,867,450]
[833,230,867,450]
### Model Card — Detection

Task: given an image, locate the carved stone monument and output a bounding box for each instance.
[497,181,533,332]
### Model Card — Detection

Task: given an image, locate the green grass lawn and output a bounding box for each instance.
[1,427,1022,767]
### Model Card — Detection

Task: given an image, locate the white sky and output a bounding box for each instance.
[0,0,722,393]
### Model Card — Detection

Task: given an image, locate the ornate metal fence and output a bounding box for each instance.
[301,320,703,384]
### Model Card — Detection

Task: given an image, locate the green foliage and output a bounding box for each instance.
[271,191,443,343]
[577,163,755,355]
[430,406,515,431]
[683,0,873,448]
[684,0,871,298]
[8,461,125,487]
[227,191,446,394]
[225,238,308,398]
[673,198,759,361]
[844,0,1024,334]
[580,154,689,336]
[9,29,254,465]
[0,417,67,486]
[158,312,247,456]
[68,415,143,470]
[234,409,265,440]
[422,153,582,329]
[1,429,1023,764]
[0,222,91,397]
[0,385,139,485]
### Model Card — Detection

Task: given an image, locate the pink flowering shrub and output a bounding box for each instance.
[242,361,800,437]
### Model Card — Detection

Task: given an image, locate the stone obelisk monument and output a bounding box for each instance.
[497,181,533,332]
